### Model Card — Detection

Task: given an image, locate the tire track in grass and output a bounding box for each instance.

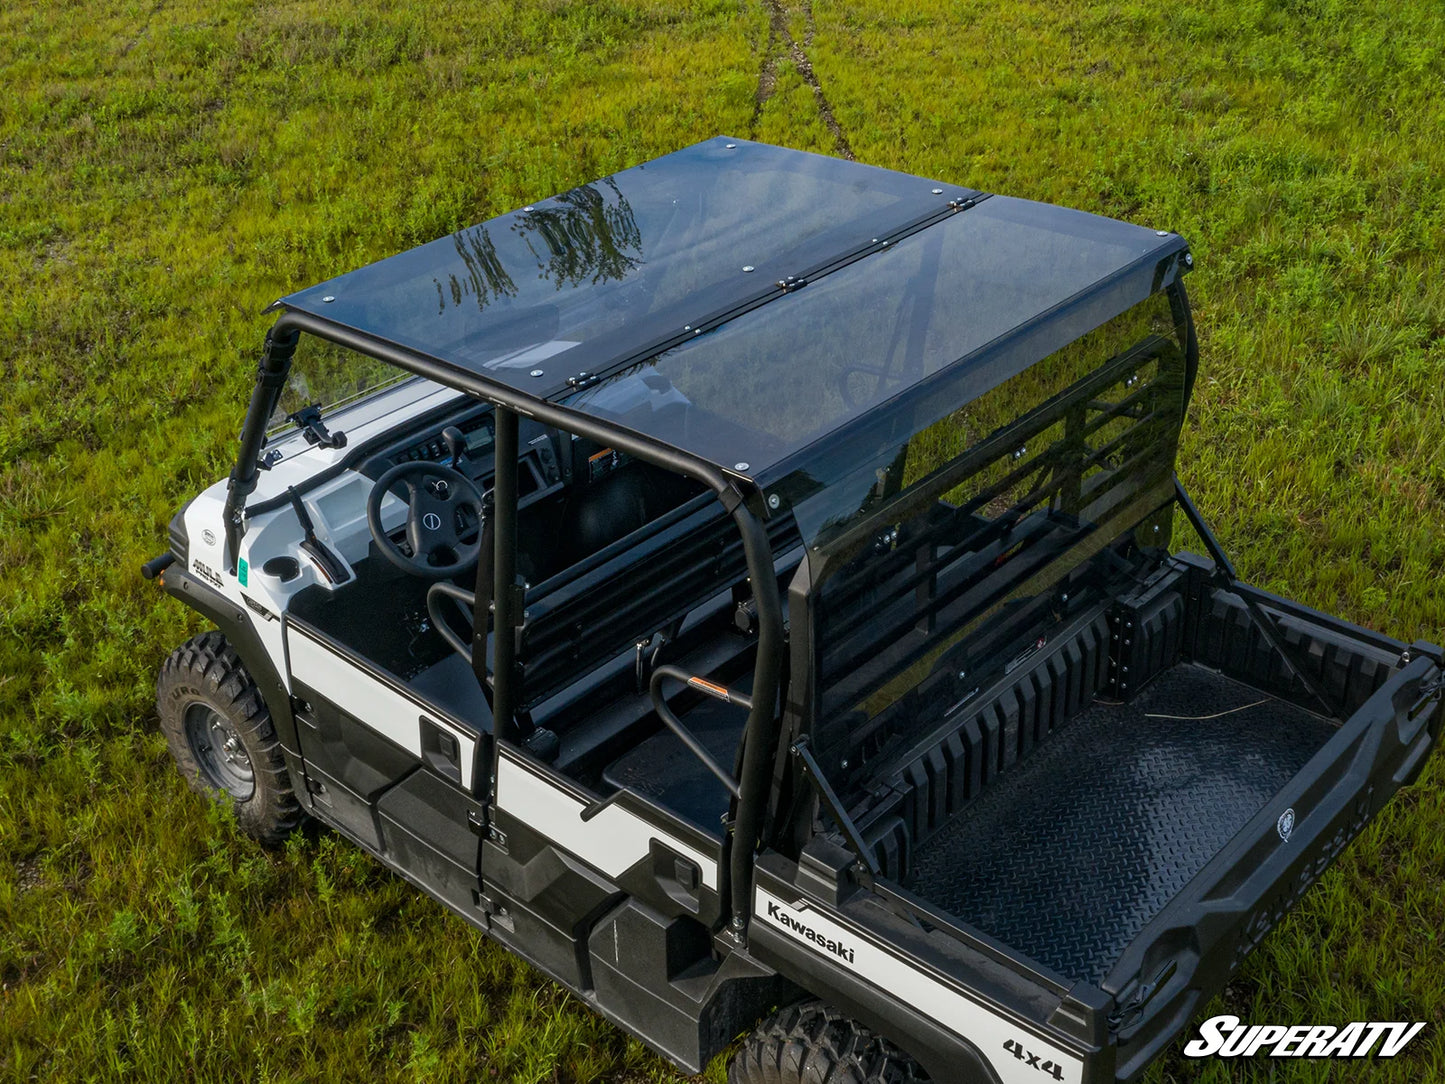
[119,0,166,56]
[752,0,856,160]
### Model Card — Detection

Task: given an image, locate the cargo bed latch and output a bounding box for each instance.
[1108,960,1177,1033]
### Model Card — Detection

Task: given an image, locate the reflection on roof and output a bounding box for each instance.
[283,139,970,388]
[281,138,1188,481]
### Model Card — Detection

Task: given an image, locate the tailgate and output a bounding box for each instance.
[1104,652,1442,1079]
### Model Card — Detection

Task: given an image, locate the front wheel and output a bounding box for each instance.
[729,1000,927,1084]
[157,631,303,844]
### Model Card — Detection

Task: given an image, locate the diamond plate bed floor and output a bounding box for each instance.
[905,664,1338,986]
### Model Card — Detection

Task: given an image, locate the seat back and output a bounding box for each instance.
[516,494,800,712]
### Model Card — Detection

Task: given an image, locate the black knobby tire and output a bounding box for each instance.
[729,1000,928,1084]
[157,631,304,844]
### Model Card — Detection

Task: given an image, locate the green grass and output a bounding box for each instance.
[2,0,1443,1080]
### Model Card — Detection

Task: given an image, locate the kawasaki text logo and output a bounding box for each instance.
[1184,1015,1425,1059]
[765,900,855,964]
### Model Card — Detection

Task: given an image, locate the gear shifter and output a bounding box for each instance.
[441,426,467,468]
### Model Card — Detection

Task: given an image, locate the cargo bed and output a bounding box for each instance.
[904,664,1336,986]
[820,557,1441,1079]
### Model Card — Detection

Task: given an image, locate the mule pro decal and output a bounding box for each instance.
[755,889,1084,1084]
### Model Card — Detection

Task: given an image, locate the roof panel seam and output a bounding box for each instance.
[541,194,994,404]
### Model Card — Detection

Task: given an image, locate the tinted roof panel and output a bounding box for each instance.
[563,195,1183,476]
[281,138,975,399]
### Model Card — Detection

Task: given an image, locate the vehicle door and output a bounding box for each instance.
[281,488,492,919]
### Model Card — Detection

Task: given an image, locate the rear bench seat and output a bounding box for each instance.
[515,490,800,757]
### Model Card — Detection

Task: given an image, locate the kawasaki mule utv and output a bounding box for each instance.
[144,138,1442,1083]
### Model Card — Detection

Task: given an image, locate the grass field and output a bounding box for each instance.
[2,0,1443,1080]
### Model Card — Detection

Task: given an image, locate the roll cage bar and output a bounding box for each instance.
[223,309,785,932]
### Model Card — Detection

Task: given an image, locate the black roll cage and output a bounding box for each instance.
[222,309,785,931]
[220,278,1209,937]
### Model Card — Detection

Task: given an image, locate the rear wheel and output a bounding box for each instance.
[729,1000,927,1084]
[157,631,303,844]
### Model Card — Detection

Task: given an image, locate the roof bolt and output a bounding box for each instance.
[1156,230,1169,236]
[931,188,943,194]
[742,265,754,272]
[767,494,781,509]
[1013,445,1027,459]
[684,325,691,331]
[524,205,535,212]
[694,329,701,335]
[1061,593,1069,603]
[841,759,850,769]
[725,143,737,149]
[1153,525,1161,533]
[321,295,335,303]
[529,369,545,378]
[958,669,967,680]
[734,461,750,471]
[871,238,879,244]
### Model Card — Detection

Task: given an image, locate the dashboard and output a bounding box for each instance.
[236,372,695,613]
[369,403,635,502]
[355,402,656,583]
[391,410,495,466]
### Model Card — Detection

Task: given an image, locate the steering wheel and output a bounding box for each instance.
[366,461,485,579]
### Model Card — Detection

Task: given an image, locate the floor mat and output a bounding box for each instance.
[905,665,1337,985]
[602,694,749,837]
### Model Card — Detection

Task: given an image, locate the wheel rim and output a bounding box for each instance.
[183,702,255,800]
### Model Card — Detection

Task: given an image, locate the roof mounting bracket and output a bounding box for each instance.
[791,736,880,887]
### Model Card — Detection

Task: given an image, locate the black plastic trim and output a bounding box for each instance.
[159,563,302,760]
[749,857,1109,1084]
